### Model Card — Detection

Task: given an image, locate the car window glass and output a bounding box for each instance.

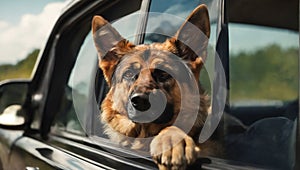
[145,0,204,44]
[55,32,95,135]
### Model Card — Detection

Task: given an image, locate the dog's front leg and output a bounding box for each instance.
[150,126,200,170]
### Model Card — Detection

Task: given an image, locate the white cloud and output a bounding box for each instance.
[0,21,9,30]
[0,1,68,64]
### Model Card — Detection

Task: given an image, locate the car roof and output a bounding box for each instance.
[228,0,299,31]
[61,0,298,31]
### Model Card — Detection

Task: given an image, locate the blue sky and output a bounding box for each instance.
[229,23,298,55]
[0,0,68,64]
[0,0,66,24]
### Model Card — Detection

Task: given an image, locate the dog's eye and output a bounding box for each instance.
[123,70,137,80]
[153,69,171,82]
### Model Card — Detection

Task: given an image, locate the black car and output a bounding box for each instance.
[0,0,299,169]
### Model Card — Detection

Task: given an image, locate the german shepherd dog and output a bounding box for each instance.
[92,4,220,169]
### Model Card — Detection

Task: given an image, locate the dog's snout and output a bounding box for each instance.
[130,93,151,111]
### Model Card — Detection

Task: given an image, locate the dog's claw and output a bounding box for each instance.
[150,126,199,170]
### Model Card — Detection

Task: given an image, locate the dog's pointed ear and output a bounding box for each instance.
[92,16,124,58]
[173,4,210,72]
[92,16,134,85]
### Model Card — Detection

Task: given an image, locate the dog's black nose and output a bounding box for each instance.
[130,93,151,111]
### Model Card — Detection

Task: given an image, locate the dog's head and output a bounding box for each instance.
[92,5,210,130]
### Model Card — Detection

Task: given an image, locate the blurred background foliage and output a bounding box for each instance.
[0,49,39,81]
[230,44,298,101]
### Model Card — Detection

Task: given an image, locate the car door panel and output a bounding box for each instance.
[9,136,108,170]
[0,129,23,170]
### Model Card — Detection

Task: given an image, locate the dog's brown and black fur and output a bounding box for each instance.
[92,4,221,169]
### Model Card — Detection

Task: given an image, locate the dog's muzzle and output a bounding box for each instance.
[127,90,173,124]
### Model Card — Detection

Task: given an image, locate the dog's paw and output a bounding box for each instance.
[150,126,200,170]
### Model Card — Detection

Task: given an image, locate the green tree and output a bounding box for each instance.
[230,44,298,101]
